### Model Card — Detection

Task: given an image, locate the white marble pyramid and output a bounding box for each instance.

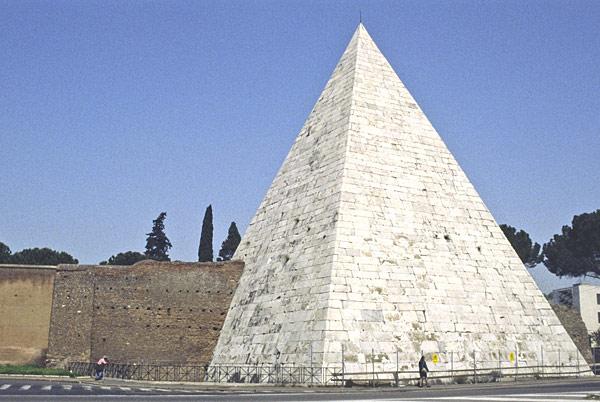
[211,24,587,375]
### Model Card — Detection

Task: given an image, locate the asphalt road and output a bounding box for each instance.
[1,377,599,401]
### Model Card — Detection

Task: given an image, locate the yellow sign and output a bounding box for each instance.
[432,354,439,364]
[509,352,515,363]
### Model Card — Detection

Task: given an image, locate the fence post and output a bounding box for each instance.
[277,362,281,385]
[515,345,518,382]
[498,350,501,379]
[310,342,316,387]
[473,350,477,383]
[558,349,561,376]
[371,348,375,387]
[451,351,454,382]
[577,349,580,378]
[541,345,544,378]
[341,344,345,387]
[396,349,399,387]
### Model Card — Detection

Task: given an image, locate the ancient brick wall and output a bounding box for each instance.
[47,261,242,367]
[0,265,56,365]
[46,266,95,366]
[551,303,593,364]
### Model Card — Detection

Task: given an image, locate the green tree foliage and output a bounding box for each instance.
[198,205,213,262]
[591,328,600,347]
[218,222,241,261]
[99,251,147,265]
[8,247,78,265]
[144,212,172,261]
[499,224,543,268]
[543,210,600,278]
[0,242,12,263]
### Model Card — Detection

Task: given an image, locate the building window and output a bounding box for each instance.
[598,312,600,323]
[597,294,600,304]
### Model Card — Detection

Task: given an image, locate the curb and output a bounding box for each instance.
[1,373,598,394]
[78,375,600,392]
[0,374,86,382]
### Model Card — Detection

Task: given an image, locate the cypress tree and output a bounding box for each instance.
[144,212,172,261]
[0,242,11,263]
[218,222,241,261]
[198,205,213,262]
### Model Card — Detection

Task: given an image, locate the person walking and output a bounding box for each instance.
[94,356,109,380]
[418,355,430,387]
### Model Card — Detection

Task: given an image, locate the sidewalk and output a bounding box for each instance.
[0,374,85,382]
[2,373,599,394]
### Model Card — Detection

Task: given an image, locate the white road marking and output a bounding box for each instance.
[119,386,131,391]
[351,394,594,402]
[82,385,92,391]
[19,385,31,390]
[138,388,153,391]
[427,396,589,401]
[0,384,11,390]
[63,384,72,390]
[41,385,52,391]
[100,386,111,390]
[515,394,592,398]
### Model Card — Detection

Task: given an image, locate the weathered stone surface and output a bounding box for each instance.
[211,24,589,374]
[551,303,593,364]
[47,261,242,367]
[0,264,55,365]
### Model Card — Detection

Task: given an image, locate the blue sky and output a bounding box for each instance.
[1,0,599,264]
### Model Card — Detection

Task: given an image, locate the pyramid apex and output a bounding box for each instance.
[354,21,369,36]
[349,22,377,54]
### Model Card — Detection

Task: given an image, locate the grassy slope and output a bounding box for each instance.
[0,365,74,377]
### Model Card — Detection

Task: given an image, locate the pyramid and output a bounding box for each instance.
[211,24,587,375]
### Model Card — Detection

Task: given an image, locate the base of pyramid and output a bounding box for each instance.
[208,349,591,385]
[209,327,592,383]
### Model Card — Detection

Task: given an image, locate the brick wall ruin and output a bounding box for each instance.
[47,260,242,367]
[0,264,56,365]
[551,303,593,364]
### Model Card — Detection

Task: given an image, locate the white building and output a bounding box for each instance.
[550,283,600,334]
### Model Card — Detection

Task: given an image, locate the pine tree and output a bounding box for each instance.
[218,222,241,261]
[0,241,78,265]
[8,248,78,265]
[499,224,543,268]
[543,209,600,278]
[145,212,172,261]
[100,251,147,265]
[198,205,213,262]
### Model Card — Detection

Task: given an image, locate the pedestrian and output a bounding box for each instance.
[418,355,430,387]
[94,356,109,380]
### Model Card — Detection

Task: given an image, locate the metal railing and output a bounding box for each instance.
[333,363,594,387]
[69,362,206,382]
[69,360,593,385]
[205,364,342,385]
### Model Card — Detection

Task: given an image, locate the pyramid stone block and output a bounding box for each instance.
[211,24,588,375]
